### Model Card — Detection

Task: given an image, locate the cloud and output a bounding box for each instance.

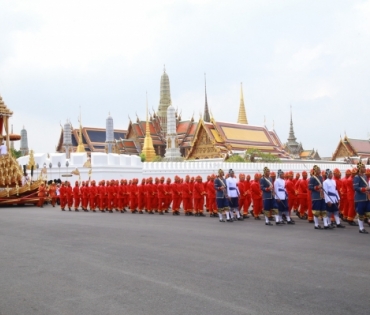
[1,0,370,157]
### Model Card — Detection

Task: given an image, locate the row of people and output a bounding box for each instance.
[37,165,370,232]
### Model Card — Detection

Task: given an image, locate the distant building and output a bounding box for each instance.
[283,108,320,160]
[332,135,370,163]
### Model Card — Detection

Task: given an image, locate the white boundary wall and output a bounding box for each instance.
[17,152,355,182]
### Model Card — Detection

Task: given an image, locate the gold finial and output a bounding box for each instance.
[237,82,248,124]
[163,64,166,72]
[142,92,156,162]
[77,107,85,152]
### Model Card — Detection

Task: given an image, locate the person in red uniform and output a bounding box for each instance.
[157,177,166,214]
[346,168,358,226]
[340,169,351,221]
[66,181,73,211]
[293,172,301,212]
[205,175,211,213]
[285,171,297,216]
[171,176,182,215]
[146,177,154,214]
[250,173,262,219]
[242,175,252,218]
[238,174,246,217]
[49,182,57,207]
[152,178,159,212]
[193,175,206,216]
[38,182,46,207]
[137,178,146,214]
[82,181,90,211]
[182,175,192,216]
[73,181,81,211]
[190,177,195,213]
[306,169,314,223]
[207,174,218,217]
[89,180,97,212]
[164,178,172,212]
[129,178,139,213]
[59,181,67,211]
[297,171,308,219]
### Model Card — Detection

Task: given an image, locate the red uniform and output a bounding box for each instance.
[137,179,146,213]
[49,183,57,207]
[207,176,217,216]
[341,171,351,220]
[129,179,138,213]
[182,176,193,215]
[60,183,67,210]
[89,181,97,211]
[73,181,81,211]
[297,173,308,219]
[66,182,73,210]
[285,173,296,215]
[38,183,46,207]
[82,182,90,210]
[164,179,172,211]
[146,178,154,214]
[171,177,182,213]
[157,178,166,214]
[193,176,206,216]
[346,172,356,223]
[250,175,262,218]
[242,176,252,217]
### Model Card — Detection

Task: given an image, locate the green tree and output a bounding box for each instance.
[225,154,246,162]
[139,153,146,162]
[245,148,280,163]
[152,155,164,162]
[10,148,22,159]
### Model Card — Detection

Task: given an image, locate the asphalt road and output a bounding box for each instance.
[0,206,369,315]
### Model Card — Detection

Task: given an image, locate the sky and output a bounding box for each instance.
[1,0,369,157]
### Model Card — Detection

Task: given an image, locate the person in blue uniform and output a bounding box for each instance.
[260,167,279,226]
[353,162,370,234]
[214,169,231,223]
[309,165,333,230]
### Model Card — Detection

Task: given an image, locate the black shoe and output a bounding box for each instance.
[159,212,164,215]
[287,220,295,225]
[324,225,333,229]
[199,213,205,217]
[348,221,358,226]
[265,222,273,226]
[275,221,284,226]
[237,217,243,221]
[227,219,233,223]
[219,219,225,222]
[308,220,314,223]
[359,229,369,234]
[336,224,346,228]
[314,225,322,229]
[243,215,250,219]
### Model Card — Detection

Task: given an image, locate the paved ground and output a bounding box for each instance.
[0,206,369,315]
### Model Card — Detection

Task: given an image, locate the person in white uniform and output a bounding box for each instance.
[226,169,242,221]
[323,169,345,228]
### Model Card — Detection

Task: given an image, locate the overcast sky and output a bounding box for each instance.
[1,0,369,157]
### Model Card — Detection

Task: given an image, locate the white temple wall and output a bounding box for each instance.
[17,152,356,182]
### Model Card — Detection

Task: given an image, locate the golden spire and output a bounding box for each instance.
[76,107,85,153]
[237,82,248,124]
[142,93,156,162]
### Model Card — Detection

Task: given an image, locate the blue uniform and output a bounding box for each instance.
[353,174,370,215]
[214,177,229,211]
[309,175,326,213]
[260,176,277,213]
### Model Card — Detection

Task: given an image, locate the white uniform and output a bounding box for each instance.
[226,177,239,198]
[274,178,286,200]
[323,178,339,203]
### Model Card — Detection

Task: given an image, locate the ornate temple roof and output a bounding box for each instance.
[332,136,370,160]
[186,119,290,159]
[56,126,126,153]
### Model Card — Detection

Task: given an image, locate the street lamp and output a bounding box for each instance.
[58,162,61,179]
[49,162,52,182]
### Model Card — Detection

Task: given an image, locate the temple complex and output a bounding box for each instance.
[331,134,370,162]
[54,68,321,161]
